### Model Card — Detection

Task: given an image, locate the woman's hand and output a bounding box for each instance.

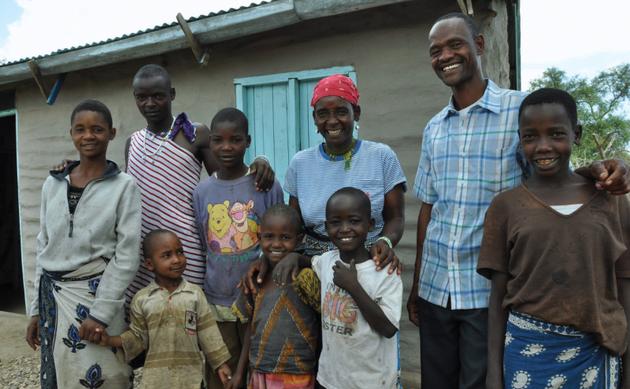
[249,158,275,192]
[271,252,302,286]
[370,240,401,274]
[238,256,267,295]
[79,318,105,344]
[25,315,40,350]
[216,363,232,386]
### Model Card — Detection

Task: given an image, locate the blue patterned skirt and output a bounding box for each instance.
[504,311,620,389]
[39,259,131,389]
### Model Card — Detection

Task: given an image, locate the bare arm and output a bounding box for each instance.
[124,136,131,172]
[371,184,405,272]
[486,272,509,389]
[227,323,251,389]
[407,202,433,327]
[380,184,405,246]
[195,124,221,176]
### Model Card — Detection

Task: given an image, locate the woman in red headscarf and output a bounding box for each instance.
[283,74,406,268]
[243,74,405,287]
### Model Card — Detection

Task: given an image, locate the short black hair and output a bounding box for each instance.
[326,187,371,217]
[143,229,177,259]
[133,64,171,87]
[210,107,249,135]
[262,204,302,234]
[519,88,578,129]
[432,12,480,38]
[71,99,113,128]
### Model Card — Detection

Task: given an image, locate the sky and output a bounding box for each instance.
[1,0,630,91]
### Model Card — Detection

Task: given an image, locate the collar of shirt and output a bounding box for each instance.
[438,79,503,120]
[146,279,194,297]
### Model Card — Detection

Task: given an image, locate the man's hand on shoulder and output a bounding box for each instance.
[582,158,630,195]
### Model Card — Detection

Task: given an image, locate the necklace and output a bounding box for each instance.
[212,166,251,179]
[142,117,175,160]
[324,138,357,171]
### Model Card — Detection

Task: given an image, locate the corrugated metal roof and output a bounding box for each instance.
[1,1,270,67]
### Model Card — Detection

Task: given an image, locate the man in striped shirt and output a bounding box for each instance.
[407,13,630,389]
[124,64,276,304]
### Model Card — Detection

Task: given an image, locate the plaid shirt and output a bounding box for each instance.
[414,80,527,309]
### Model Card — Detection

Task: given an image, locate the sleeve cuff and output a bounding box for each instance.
[88,314,109,328]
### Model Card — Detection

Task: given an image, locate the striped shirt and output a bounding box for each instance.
[413,80,527,309]
[285,140,407,243]
[126,128,206,304]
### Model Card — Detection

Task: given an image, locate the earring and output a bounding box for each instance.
[353,122,360,137]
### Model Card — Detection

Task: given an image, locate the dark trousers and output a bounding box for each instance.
[418,298,488,389]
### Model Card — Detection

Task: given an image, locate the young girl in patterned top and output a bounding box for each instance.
[229,204,320,389]
[479,88,630,389]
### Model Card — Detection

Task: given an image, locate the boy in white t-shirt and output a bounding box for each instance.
[312,187,403,389]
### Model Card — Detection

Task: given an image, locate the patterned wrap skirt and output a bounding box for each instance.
[248,371,316,389]
[504,311,620,389]
[39,259,131,389]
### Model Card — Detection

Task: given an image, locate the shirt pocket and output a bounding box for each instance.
[475,145,518,195]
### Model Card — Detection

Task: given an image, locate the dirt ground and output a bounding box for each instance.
[0,246,421,388]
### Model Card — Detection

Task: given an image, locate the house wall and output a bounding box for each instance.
[14,0,512,305]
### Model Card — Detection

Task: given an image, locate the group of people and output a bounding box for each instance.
[24,10,630,389]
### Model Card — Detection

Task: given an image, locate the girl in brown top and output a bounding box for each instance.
[478,88,630,389]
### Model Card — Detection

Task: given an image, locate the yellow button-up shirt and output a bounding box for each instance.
[121,279,230,389]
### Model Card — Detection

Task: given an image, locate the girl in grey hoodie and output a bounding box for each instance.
[25,99,142,389]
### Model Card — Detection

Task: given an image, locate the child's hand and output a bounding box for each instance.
[94,327,110,347]
[25,315,40,351]
[333,260,359,292]
[216,363,232,386]
[225,374,242,389]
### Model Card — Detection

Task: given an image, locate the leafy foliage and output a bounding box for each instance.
[528,64,630,166]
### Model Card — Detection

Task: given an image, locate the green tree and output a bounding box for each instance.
[528,64,630,166]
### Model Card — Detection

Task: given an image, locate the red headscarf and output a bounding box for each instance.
[310,74,360,107]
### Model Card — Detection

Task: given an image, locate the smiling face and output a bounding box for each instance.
[132,75,174,126]
[70,110,115,160]
[209,121,251,170]
[519,103,580,178]
[260,214,301,265]
[325,192,373,259]
[146,232,187,284]
[429,17,483,89]
[313,96,360,154]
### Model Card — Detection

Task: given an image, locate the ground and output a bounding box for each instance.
[0,247,421,388]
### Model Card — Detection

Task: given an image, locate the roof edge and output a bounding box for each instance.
[0,0,411,88]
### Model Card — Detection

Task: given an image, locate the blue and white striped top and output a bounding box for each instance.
[285,139,407,242]
[414,80,527,310]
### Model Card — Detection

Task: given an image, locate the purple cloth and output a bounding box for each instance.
[170,112,196,143]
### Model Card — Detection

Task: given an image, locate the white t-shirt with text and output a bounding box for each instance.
[312,250,403,389]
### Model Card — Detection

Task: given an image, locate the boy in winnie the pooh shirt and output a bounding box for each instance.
[192,107,283,389]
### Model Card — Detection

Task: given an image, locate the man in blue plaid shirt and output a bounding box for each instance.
[407,12,630,389]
